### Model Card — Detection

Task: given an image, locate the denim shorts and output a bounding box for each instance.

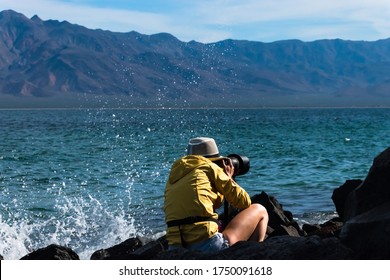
[169,233,229,253]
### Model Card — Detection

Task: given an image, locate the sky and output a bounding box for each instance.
[1,0,390,43]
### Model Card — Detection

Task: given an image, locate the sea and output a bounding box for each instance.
[1,107,389,260]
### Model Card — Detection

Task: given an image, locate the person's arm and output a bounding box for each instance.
[213,192,224,210]
[211,160,251,209]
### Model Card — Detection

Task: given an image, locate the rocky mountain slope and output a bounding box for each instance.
[1,9,390,107]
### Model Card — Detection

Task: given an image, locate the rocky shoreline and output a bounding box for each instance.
[4,147,390,260]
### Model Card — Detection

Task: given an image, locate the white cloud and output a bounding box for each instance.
[192,0,390,25]
[1,0,390,42]
[188,0,390,41]
[0,0,171,33]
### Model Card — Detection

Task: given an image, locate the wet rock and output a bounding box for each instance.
[90,236,168,260]
[90,237,142,260]
[303,218,343,238]
[20,244,79,260]
[332,179,362,221]
[130,236,168,259]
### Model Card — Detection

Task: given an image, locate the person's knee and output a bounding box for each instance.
[222,231,238,245]
[250,203,268,217]
[250,204,269,225]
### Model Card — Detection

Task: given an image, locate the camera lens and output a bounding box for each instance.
[227,154,250,177]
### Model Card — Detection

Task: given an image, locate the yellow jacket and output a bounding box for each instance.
[164,155,251,246]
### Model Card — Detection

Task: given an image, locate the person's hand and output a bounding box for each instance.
[223,158,235,178]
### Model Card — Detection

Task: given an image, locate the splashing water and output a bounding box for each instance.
[0,186,140,259]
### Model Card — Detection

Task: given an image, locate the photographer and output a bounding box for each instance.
[164,137,268,252]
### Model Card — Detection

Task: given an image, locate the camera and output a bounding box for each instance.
[216,154,250,177]
[227,154,250,177]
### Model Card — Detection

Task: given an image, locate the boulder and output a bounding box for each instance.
[340,202,390,259]
[303,218,343,238]
[129,236,168,259]
[337,146,390,259]
[332,179,362,221]
[267,224,301,238]
[90,237,142,260]
[155,236,355,260]
[344,147,390,220]
[20,244,79,260]
[252,192,306,237]
[251,191,293,229]
[90,236,168,260]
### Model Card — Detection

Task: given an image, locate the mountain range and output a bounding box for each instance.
[1,9,390,108]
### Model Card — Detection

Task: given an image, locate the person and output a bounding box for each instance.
[164,137,268,253]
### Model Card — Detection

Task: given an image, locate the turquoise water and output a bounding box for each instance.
[0,108,389,259]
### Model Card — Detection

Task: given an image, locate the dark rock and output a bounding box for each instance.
[252,236,355,260]
[155,247,207,260]
[302,223,321,234]
[90,236,168,260]
[344,147,390,220]
[340,202,390,259]
[283,210,294,221]
[0,254,3,260]
[291,220,306,236]
[20,244,79,260]
[155,236,355,260]
[129,236,168,259]
[251,192,292,229]
[339,146,390,259]
[332,179,362,220]
[266,226,275,236]
[90,237,142,260]
[268,225,301,237]
[251,192,306,237]
[303,218,343,238]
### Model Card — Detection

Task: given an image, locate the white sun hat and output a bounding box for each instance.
[186,137,221,158]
